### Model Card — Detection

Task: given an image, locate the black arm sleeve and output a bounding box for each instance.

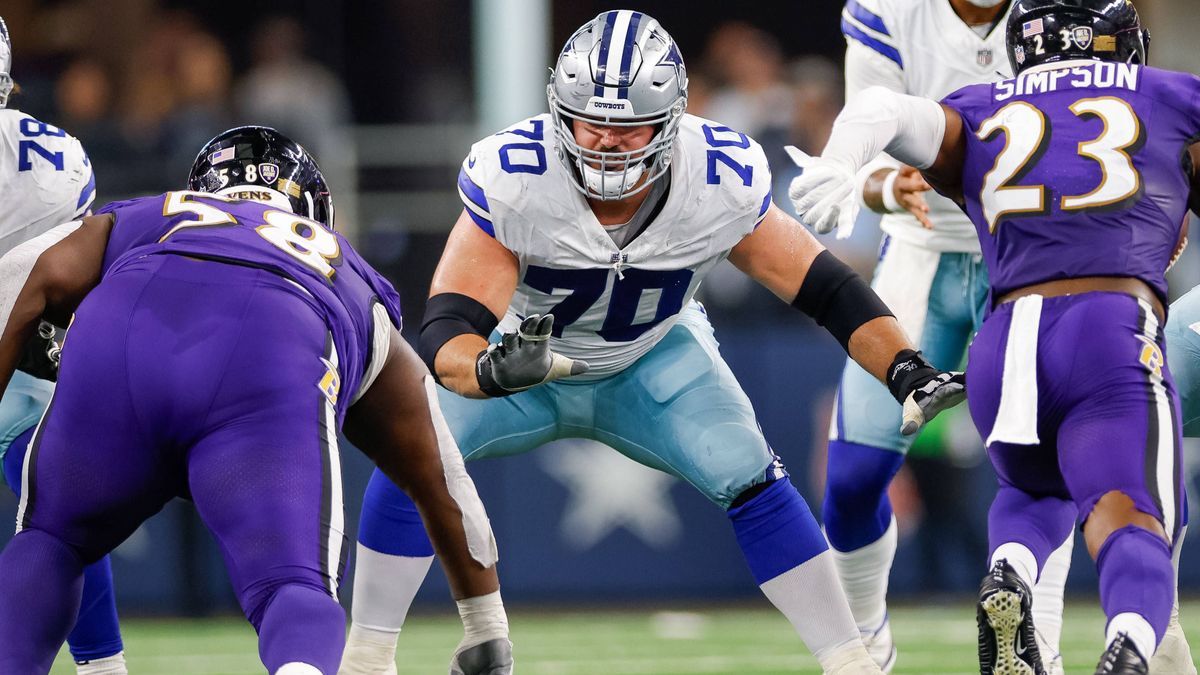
[791,250,893,351]
[417,292,500,376]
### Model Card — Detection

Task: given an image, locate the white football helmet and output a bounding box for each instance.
[548,10,687,201]
[0,17,12,109]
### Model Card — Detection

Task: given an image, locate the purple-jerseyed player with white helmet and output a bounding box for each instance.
[788,0,1199,672]
[0,126,513,675]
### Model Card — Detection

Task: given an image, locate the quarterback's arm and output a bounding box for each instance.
[345,332,500,599]
[0,215,111,395]
[420,209,520,398]
[730,203,912,381]
[845,41,933,225]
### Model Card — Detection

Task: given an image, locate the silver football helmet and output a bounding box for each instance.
[0,17,12,109]
[548,10,687,201]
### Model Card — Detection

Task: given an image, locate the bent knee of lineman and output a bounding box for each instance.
[240,574,334,629]
[690,421,781,510]
[1082,489,1169,559]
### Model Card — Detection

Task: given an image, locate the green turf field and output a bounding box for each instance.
[50,600,1200,674]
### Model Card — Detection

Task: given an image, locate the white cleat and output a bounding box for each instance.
[862,617,898,673]
[1150,610,1197,675]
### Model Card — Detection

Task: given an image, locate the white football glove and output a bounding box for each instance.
[785,145,860,237]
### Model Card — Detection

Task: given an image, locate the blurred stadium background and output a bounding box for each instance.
[3,0,1200,672]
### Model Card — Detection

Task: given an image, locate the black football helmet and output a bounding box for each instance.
[1006,0,1149,75]
[188,126,335,228]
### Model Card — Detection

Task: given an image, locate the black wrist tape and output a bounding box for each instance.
[474,349,513,398]
[418,293,499,376]
[791,250,893,350]
[886,349,937,404]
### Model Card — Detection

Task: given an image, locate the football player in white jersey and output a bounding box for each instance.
[0,17,126,675]
[821,1,1192,672]
[341,11,963,675]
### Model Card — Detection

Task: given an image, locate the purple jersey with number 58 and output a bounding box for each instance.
[941,60,1200,303]
[94,192,403,418]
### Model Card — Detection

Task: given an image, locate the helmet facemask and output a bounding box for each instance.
[548,86,685,201]
[547,10,688,202]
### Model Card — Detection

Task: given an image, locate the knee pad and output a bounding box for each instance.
[728,478,827,584]
[822,440,905,551]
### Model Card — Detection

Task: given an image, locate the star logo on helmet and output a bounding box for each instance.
[655,42,684,85]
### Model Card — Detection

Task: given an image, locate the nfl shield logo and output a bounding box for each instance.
[1072,26,1094,50]
[977,49,994,67]
[259,163,279,184]
[1014,45,1026,64]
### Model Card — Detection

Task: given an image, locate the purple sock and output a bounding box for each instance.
[256,584,347,673]
[987,485,1076,576]
[0,530,85,673]
[1097,525,1174,643]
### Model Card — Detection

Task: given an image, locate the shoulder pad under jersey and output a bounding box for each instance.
[457,113,558,247]
[674,114,772,236]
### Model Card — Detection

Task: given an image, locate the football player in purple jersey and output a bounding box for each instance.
[0,127,512,675]
[788,0,1199,672]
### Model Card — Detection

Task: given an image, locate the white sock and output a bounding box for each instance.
[275,664,322,675]
[1032,533,1073,663]
[991,542,1038,589]
[75,652,127,675]
[819,640,884,674]
[341,545,433,673]
[759,550,862,664]
[456,590,509,651]
[349,544,434,631]
[341,624,401,674]
[1107,612,1157,662]
[829,517,897,633]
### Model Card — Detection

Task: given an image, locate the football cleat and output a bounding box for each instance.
[449,638,513,675]
[862,616,898,673]
[1095,632,1149,674]
[978,560,1046,675]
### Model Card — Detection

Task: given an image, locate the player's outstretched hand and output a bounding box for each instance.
[450,638,513,675]
[785,145,859,237]
[476,314,589,395]
[885,349,966,436]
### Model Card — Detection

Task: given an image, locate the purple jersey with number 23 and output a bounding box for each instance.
[941,61,1200,302]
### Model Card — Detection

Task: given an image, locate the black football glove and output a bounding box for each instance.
[886,349,966,436]
[475,314,589,396]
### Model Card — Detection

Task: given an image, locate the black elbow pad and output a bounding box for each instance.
[791,250,893,350]
[417,293,499,375]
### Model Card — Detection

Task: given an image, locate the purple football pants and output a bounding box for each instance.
[0,254,348,673]
[968,291,1180,643]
